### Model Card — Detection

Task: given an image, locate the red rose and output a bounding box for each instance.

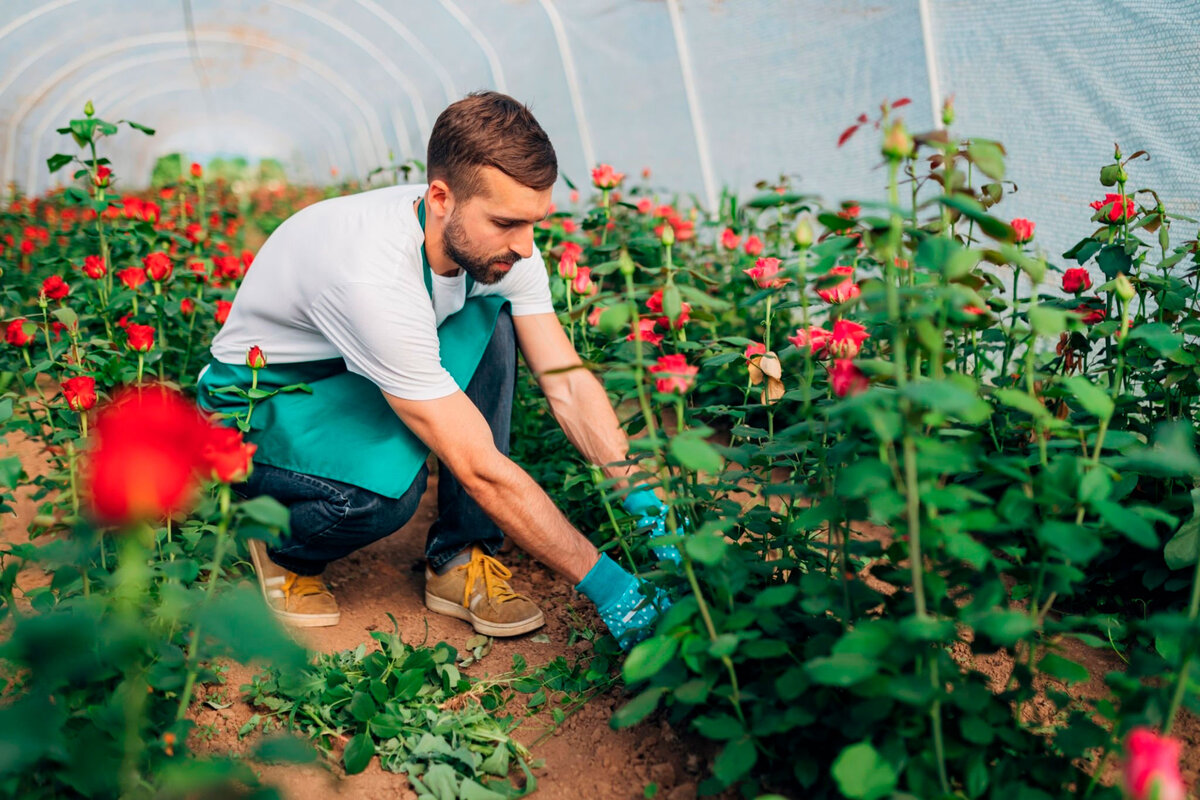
[829,359,868,397]
[647,289,691,329]
[636,198,653,214]
[817,265,861,304]
[190,162,203,179]
[5,318,34,347]
[788,325,832,357]
[246,345,267,369]
[82,385,212,525]
[744,257,789,289]
[836,203,861,220]
[720,228,741,250]
[125,324,155,352]
[590,164,625,189]
[215,300,233,325]
[143,252,173,282]
[41,275,70,300]
[648,354,698,394]
[1062,267,1092,294]
[117,267,148,290]
[213,255,243,281]
[187,260,209,283]
[743,235,764,256]
[1011,218,1035,243]
[240,250,255,272]
[83,255,106,279]
[93,165,111,187]
[180,298,196,315]
[827,319,870,359]
[200,424,258,483]
[1123,728,1185,800]
[626,318,664,347]
[744,341,767,360]
[571,267,597,296]
[184,223,205,244]
[557,252,578,279]
[62,375,97,411]
[1090,193,1136,223]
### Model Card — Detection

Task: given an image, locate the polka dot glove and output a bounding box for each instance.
[621,486,682,565]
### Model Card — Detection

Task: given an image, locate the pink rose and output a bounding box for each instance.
[829,359,868,397]
[720,228,741,250]
[1123,728,1185,800]
[648,354,698,394]
[744,257,789,289]
[1090,193,1136,222]
[826,319,870,359]
[788,326,832,357]
[817,266,860,304]
[1011,217,1035,243]
[743,235,764,256]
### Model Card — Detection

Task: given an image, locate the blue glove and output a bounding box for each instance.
[577,554,673,650]
[621,486,682,565]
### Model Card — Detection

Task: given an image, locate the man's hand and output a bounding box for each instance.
[383,388,599,584]
[621,486,682,564]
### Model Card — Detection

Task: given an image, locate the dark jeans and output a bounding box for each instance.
[231,307,516,576]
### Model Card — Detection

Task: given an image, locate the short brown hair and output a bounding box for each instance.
[426,91,557,201]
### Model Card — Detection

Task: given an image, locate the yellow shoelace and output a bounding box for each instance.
[458,551,520,607]
[282,573,333,600]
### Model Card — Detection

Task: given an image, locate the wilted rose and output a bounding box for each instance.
[1062,267,1092,294]
[649,353,698,394]
[62,375,97,411]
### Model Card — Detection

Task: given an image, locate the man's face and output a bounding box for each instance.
[441,166,552,285]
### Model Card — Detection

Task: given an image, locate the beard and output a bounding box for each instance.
[441,209,518,285]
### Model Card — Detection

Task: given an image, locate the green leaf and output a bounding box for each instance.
[663,284,683,324]
[1063,376,1114,420]
[831,741,898,800]
[712,737,757,787]
[1164,493,1200,570]
[973,611,1035,646]
[901,377,990,423]
[806,653,878,686]
[1126,322,1184,356]
[1095,501,1157,548]
[669,434,723,473]
[967,140,1006,181]
[684,533,727,566]
[370,713,403,739]
[598,304,631,337]
[120,119,157,135]
[623,636,679,683]
[46,154,74,174]
[611,687,667,728]
[237,495,291,531]
[1038,651,1090,685]
[51,307,78,329]
[1096,244,1132,279]
[994,388,1051,421]
[254,734,318,764]
[1028,306,1069,337]
[0,456,24,488]
[342,733,375,774]
[938,195,1014,242]
[1099,164,1122,187]
[348,690,376,722]
[1037,521,1102,564]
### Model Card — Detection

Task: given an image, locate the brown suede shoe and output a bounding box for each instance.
[248,538,340,628]
[424,546,545,637]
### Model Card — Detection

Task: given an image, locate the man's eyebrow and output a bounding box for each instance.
[493,212,551,224]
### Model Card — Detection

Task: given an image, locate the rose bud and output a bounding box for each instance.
[246,346,267,369]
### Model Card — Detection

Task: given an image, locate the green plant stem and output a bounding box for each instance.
[623,268,659,448]
[1163,534,1200,734]
[115,527,151,797]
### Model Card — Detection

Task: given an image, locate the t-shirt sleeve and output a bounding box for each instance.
[308,281,460,401]
[499,246,554,316]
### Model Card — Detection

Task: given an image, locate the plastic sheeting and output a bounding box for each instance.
[1,0,1197,258]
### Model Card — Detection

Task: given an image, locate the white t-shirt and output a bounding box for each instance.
[207,183,554,400]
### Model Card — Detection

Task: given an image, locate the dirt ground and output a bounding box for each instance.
[6,428,1200,798]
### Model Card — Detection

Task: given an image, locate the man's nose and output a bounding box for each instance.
[510,226,534,260]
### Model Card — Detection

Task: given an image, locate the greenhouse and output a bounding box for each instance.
[1,1,1199,798]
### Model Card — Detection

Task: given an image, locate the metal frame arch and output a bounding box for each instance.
[536,0,596,173]
[665,0,717,212]
[18,46,370,191]
[3,29,393,191]
[433,0,508,93]
[354,0,458,104]
[87,82,344,188]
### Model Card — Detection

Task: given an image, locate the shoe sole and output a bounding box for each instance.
[425,592,546,637]
[248,539,341,628]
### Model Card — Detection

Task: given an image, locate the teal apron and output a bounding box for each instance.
[195,198,508,498]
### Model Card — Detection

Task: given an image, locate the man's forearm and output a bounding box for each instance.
[540,368,640,485]
[464,454,598,584]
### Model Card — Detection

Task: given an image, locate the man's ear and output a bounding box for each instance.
[427,179,452,219]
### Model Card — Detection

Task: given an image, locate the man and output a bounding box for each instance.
[196,91,672,650]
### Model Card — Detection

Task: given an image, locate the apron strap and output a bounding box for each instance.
[417,195,476,297]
